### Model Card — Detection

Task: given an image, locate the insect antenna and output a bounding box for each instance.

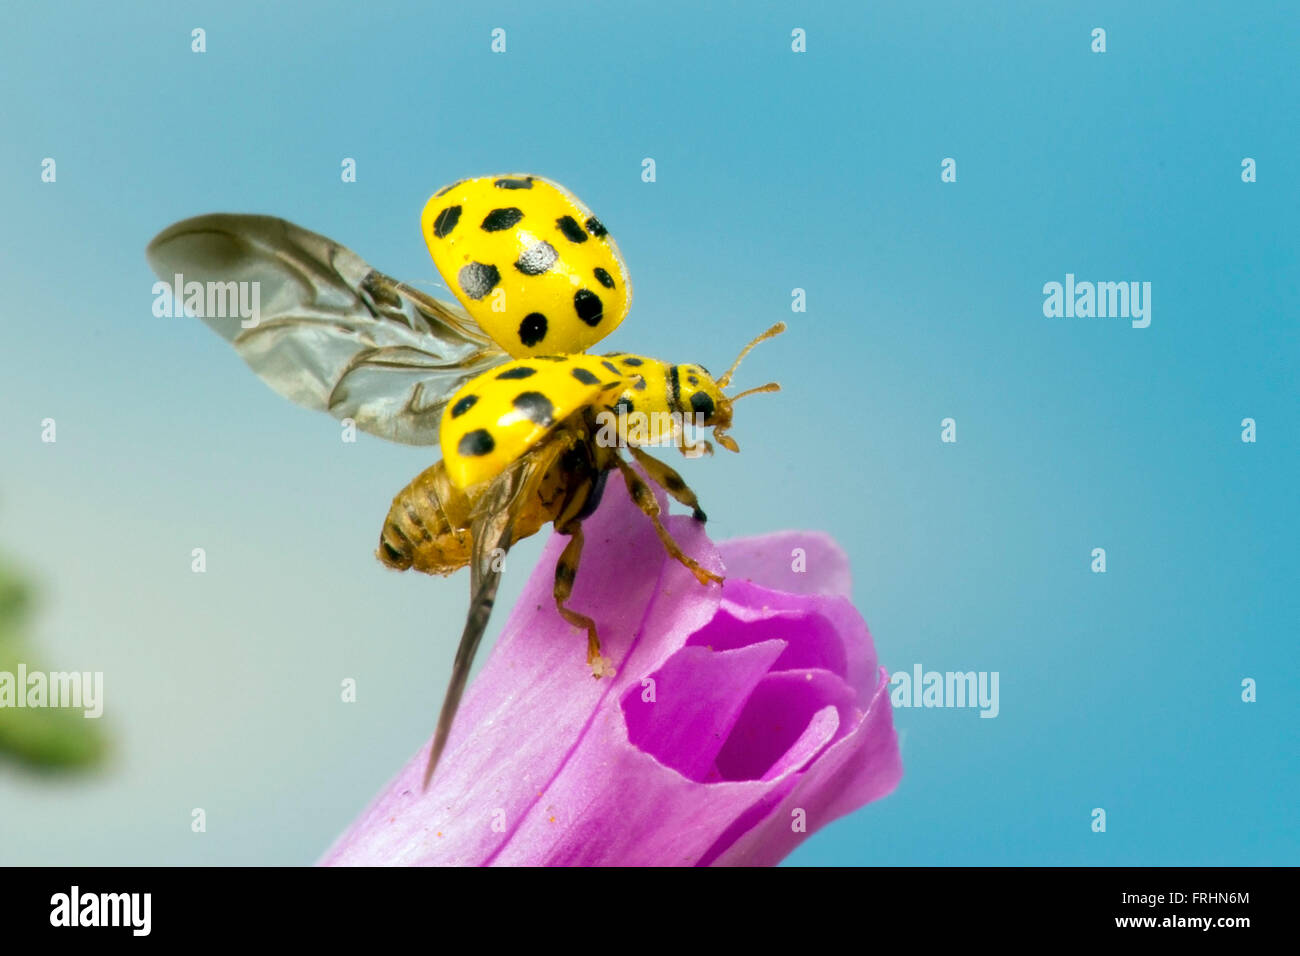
[728,381,781,403]
[716,321,787,389]
[714,382,779,453]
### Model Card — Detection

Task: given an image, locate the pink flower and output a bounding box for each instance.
[321,469,901,866]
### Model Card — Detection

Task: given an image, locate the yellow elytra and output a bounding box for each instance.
[440,347,777,493]
[440,354,625,490]
[422,175,633,359]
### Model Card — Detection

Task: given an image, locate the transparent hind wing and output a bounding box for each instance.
[422,442,568,787]
[146,213,508,446]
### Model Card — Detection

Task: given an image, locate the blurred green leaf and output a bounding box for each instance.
[0,563,108,771]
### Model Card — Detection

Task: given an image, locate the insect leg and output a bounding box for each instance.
[612,456,723,587]
[656,407,712,458]
[626,444,708,522]
[552,525,611,677]
[678,438,713,459]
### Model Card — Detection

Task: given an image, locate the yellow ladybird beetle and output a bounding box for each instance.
[146,174,784,785]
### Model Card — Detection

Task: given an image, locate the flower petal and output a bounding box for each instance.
[712,669,858,782]
[703,667,901,866]
[707,580,879,708]
[759,704,841,782]
[621,640,789,782]
[322,471,902,868]
[716,531,852,598]
[321,469,723,866]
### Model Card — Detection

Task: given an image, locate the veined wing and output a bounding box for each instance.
[421,438,569,787]
[146,214,509,446]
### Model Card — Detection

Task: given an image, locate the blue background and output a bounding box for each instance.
[0,0,1295,865]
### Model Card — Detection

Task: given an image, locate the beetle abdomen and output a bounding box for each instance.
[377,461,474,576]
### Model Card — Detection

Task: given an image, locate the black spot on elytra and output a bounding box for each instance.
[690,391,716,420]
[593,267,615,289]
[518,312,547,347]
[432,205,461,238]
[533,355,568,362]
[458,429,495,457]
[614,397,634,416]
[515,240,558,275]
[494,177,534,189]
[512,391,555,426]
[573,289,603,326]
[435,180,463,197]
[556,215,588,243]
[571,367,600,385]
[458,262,500,299]
[585,216,608,237]
[496,366,537,380]
[450,394,478,418]
[621,356,643,367]
[481,207,524,232]
[633,376,647,390]
[601,359,621,376]
[688,375,699,386]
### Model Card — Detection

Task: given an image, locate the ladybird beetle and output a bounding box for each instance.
[145,176,784,786]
